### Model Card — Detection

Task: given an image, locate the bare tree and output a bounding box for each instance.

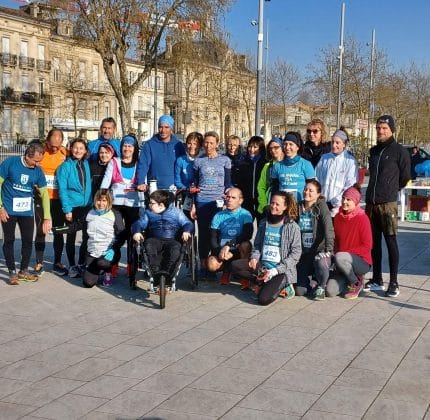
[266,59,301,133]
[57,0,231,134]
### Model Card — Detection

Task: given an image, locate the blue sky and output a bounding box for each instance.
[2,0,429,72]
[222,0,430,71]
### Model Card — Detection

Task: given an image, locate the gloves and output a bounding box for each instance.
[257,267,278,283]
[315,252,331,261]
[104,248,114,262]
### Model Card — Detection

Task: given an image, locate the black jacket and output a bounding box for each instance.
[365,137,411,204]
[302,141,332,168]
[236,155,266,216]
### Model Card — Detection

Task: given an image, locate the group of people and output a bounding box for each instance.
[0,113,410,303]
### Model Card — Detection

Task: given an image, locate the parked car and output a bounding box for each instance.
[402,144,430,161]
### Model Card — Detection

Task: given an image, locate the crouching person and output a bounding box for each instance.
[231,191,302,305]
[131,190,194,276]
[206,188,253,286]
[83,190,125,288]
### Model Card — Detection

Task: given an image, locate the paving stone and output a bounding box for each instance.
[108,358,168,380]
[0,401,37,419]
[0,337,56,363]
[191,365,268,395]
[95,343,151,361]
[53,357,124,381]
[95,389,167,417]
[264,369,336,394]
[0,359,65,382]
[197,314,247,332]
[67,331,133,348]
[159,387,243,417]
[0,377,30,399]
[221,406,298,419]
[72,375,140,399]
[197,340,247,357]
[302,411,361,419]
[30,393,108,419]
[285,351,352,376]
[312,384,378,417]
[334,367,390,391]
[350,349,404,373]
[144,408,217,419]
[363,398,428,419]
[238,386,319,416]
[163,352,226,376]
[2,376,84,407]
[132,372,196,395]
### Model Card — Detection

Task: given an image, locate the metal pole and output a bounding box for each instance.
[255,0,264,136]
[263,19,269,140]
[153,52,158,134]
[367,29,376,147]
[336,2,345,128]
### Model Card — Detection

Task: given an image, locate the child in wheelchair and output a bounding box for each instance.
[131,190,194,285]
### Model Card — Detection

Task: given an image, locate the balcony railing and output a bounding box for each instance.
[1,88,51,107]
[36,59,51,72]
[19,56,35,69]
[134,110,151,120]
[0,53,17,67]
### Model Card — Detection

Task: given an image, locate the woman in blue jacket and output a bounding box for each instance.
[57,138,92,278]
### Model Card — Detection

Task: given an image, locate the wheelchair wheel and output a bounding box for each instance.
[159,273,166,309]
[129,243,140,290]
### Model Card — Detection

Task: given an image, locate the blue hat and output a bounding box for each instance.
[122,135,136,146]
[284,132,302,148]
[269,138,283,147]
[158,115,175,130]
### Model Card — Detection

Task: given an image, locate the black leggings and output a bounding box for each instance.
[112,205,140,265]
[34,197,64,264]
[196,201,219,259]
[83,253,114,288]
[65,206,90,266]
[144,237,181,274]
[372,231,399,284]
[2,215,34,272]
[258,274,287,306]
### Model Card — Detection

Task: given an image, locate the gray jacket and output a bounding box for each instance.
[251,218,302,284]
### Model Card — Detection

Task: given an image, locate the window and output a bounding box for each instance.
[21,74,29,91]
[205,80,209,96]
[195,81,199,95]
[66,59,72,82]
[93,100,99,120]
[294,115,301,125]
[37,45,45,60]
[53,96,61,117]
[53,57,60,82]
[2,72,11,88]
[3,108,11,132]
[21,109,30,135]
[2,37,10,54]
[155,75,161,90]
[79,61,86,84]
[104,102,110,117]
[78,99,86,119]
[39,79,44,96]
[92,63,99,88]
[20,40,28,57]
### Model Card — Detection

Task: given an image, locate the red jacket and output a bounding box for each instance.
[334,207,372,265]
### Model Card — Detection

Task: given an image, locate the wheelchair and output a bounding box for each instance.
[128,235,197,309]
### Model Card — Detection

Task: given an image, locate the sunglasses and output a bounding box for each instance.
[269,145,281,150]
[307,129,320,134]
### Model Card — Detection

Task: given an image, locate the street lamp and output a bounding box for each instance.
[367,29,376,148]
[255,0,270,136]
[336,2,345,128]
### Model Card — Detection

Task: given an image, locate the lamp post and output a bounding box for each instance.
[263,19,269,140]
[336,2,345,128]
[255,0,270,136]
[367,29,376,148]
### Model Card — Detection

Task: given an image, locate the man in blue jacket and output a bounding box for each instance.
[136,115,185,191]
[88,117,121,160]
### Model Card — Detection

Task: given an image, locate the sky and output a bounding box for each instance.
[2,0,429,72]
[222,0,430,72]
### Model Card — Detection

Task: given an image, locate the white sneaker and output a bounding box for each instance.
[69,265,81,278]
[363,281,385,292]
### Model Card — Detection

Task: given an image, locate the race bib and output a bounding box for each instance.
[262,244,281,263]
[13,196,32,212]
[302,232,314,248]
[45,174,58,190]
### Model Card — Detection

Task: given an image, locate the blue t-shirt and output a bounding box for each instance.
[299,209,314,252]
[0,156,47,216]
[194,154,232,202]
[211,207,253,245]
[271,157,315,202]
[261,224,282,269]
